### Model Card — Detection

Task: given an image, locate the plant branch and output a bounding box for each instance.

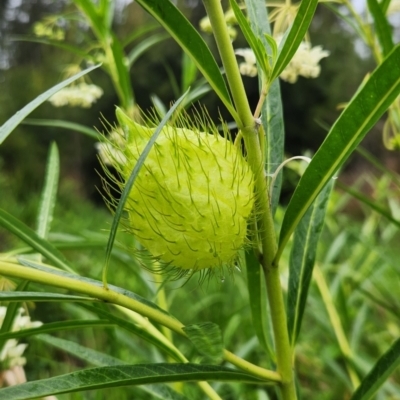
[0,260,280,384]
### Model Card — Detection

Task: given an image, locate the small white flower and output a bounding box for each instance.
[224,8,237,25]
[33,20,65,41]
[199,16,213,33]
[199,13,237,40]
[235,48,258,77]
[96,129,127,166]
[48,82,103,108]
[235,38,329,83]
[0,307,42,369]
[276,35,329,83]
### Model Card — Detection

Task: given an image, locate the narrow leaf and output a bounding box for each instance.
[0,292,96,302]
[135,0,237,120]
[36,142,59,240]
[181,52,198,92]
[276,44,400,263]
[245,250,275,362]
[271,0,319,80]
[380,0,392,14]
[0,64,100,145]
[356,147,400,187]
[73,0,106,38]
[0,364,265,399]
[98,0,114,30]
[73,1,133,108]
[38,334,126,366]
[245,0,284,214]
[229,0,270,77]
[183,322,224,362]
[108,32,135,108]
[287,180,333,345]
[351,337,400,400]
[0,281,29,354]
[80,304,185,362]
[36,334,189,400]
[367,0,394,56]
[22,119,101,140]
[121,23,160,47]
[11,36,91,59]
[0,320,114,341]
[128,33,169,66]
[337,181,400,230]
[0,209,74,273]
[102,89,189,285]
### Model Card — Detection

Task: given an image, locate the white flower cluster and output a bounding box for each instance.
[277,36,330,83]
[33,21,65,41]
[96,129,127,166]
[235,37,329,83]
[0,307,42,369]
[48,83,103,108]
[235,48,258,77]
[199,8,238,40]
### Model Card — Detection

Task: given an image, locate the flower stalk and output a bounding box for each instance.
[202,0,296,398]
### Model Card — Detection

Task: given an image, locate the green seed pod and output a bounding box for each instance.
[107,108,254,273]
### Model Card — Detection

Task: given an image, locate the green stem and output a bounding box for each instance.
[202,0,254,129]
[0,260,280,384]
[313,265,360,389]
[202,1,296,398]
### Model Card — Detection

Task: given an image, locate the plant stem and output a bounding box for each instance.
[314,265,360,389]
[202,0,254,129]
[0,260,280,384]
[202,1,296,398]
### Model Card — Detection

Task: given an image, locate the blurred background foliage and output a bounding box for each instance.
[0,0,399,399]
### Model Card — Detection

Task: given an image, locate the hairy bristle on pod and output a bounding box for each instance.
[100,107,255,274]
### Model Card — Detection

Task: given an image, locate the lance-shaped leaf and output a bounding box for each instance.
[0,64,100,145]
[0,209,74,273]
[229,0,270,78]
[128,32,169,66]
[39,334,127,367]
[367,0,394,57]
[0,291,96,303]
[245,0,284,214]
[245,250,275,362]
[134,0,237,120]
[80,304,186,362]
[0,281,29,356]
[287,180,333,346]
[271,0,319,81]
[337,181,400,230]
[183,322,224,363]
[22,119,101,140]
[0,363,266,399]
[36,142,59,240]
[36,334,189,400]
[0,320,114,341]
[276,44,400,263]
[351,337,400,400]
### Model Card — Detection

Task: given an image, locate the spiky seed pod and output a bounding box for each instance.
[107,108,254,273]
